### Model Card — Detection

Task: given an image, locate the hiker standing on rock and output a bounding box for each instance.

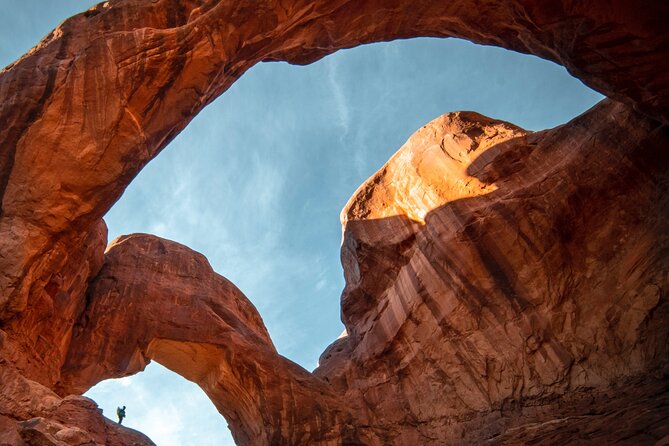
[117,405,126,424]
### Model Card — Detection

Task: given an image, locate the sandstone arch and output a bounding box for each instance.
[59,234,359,445]
[49,101,669,445]
[2,0,668,333]
[0,1,668,445]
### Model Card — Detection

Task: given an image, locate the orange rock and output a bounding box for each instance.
[318,99,669,443]
[339,112,527,335]
[56,101,669,445]
[59,235,361,445]
[0,0,668,444]
[2,0,669,334]
[0,359,155,445]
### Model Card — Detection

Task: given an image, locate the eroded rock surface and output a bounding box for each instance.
[17,100,668,446]
[317,99,669,444]
[0,358,154,446]
[2,0,669,372]
[0,0,668,445]
[59,234,361,446]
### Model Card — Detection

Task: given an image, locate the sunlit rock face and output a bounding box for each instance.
[45,101,669,446]
[0,0,668,444]
[317,99,669,444]
[338,112,528,334]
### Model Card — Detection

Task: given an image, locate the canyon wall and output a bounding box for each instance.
[318,99,669,443]
[1,0,668,444]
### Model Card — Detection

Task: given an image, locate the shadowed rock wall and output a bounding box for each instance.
[318,100,669,444]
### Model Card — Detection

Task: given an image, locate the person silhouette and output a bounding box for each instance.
[116,405,126,424]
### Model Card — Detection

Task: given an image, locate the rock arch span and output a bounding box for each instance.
[0,0,668,445]
[59,234,357,445]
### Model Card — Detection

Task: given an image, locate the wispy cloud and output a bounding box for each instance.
[139,403,185,446]
[325,57,351,136]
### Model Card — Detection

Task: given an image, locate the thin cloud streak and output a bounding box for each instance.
[325,57,351,136]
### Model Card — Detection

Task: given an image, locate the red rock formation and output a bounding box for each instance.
[0,0,668,445]
[2,0,669,367]
[337,112,528,333]
[59,234,361,446]
[318,99,669,443]
[34,100,669,445]
[0,358,155,445]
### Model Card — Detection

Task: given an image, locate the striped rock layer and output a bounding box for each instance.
[0,0,668,444]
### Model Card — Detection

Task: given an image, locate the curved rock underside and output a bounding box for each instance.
[59,235,357,446]
[0,0,668,445]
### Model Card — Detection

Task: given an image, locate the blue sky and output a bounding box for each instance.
[2,2,603,444]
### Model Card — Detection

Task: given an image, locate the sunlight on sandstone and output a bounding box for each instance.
[96,37,603,445]
[103,37,602,374]
[341,112,525,226]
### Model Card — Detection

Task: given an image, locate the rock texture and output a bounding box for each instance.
[319,99,669,443]
[59,235,361,446]
[0,0,668,445]
[0,357,154,446]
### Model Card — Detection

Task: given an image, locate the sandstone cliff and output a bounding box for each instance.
[1,0,668,445]
[318,99,669,443]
